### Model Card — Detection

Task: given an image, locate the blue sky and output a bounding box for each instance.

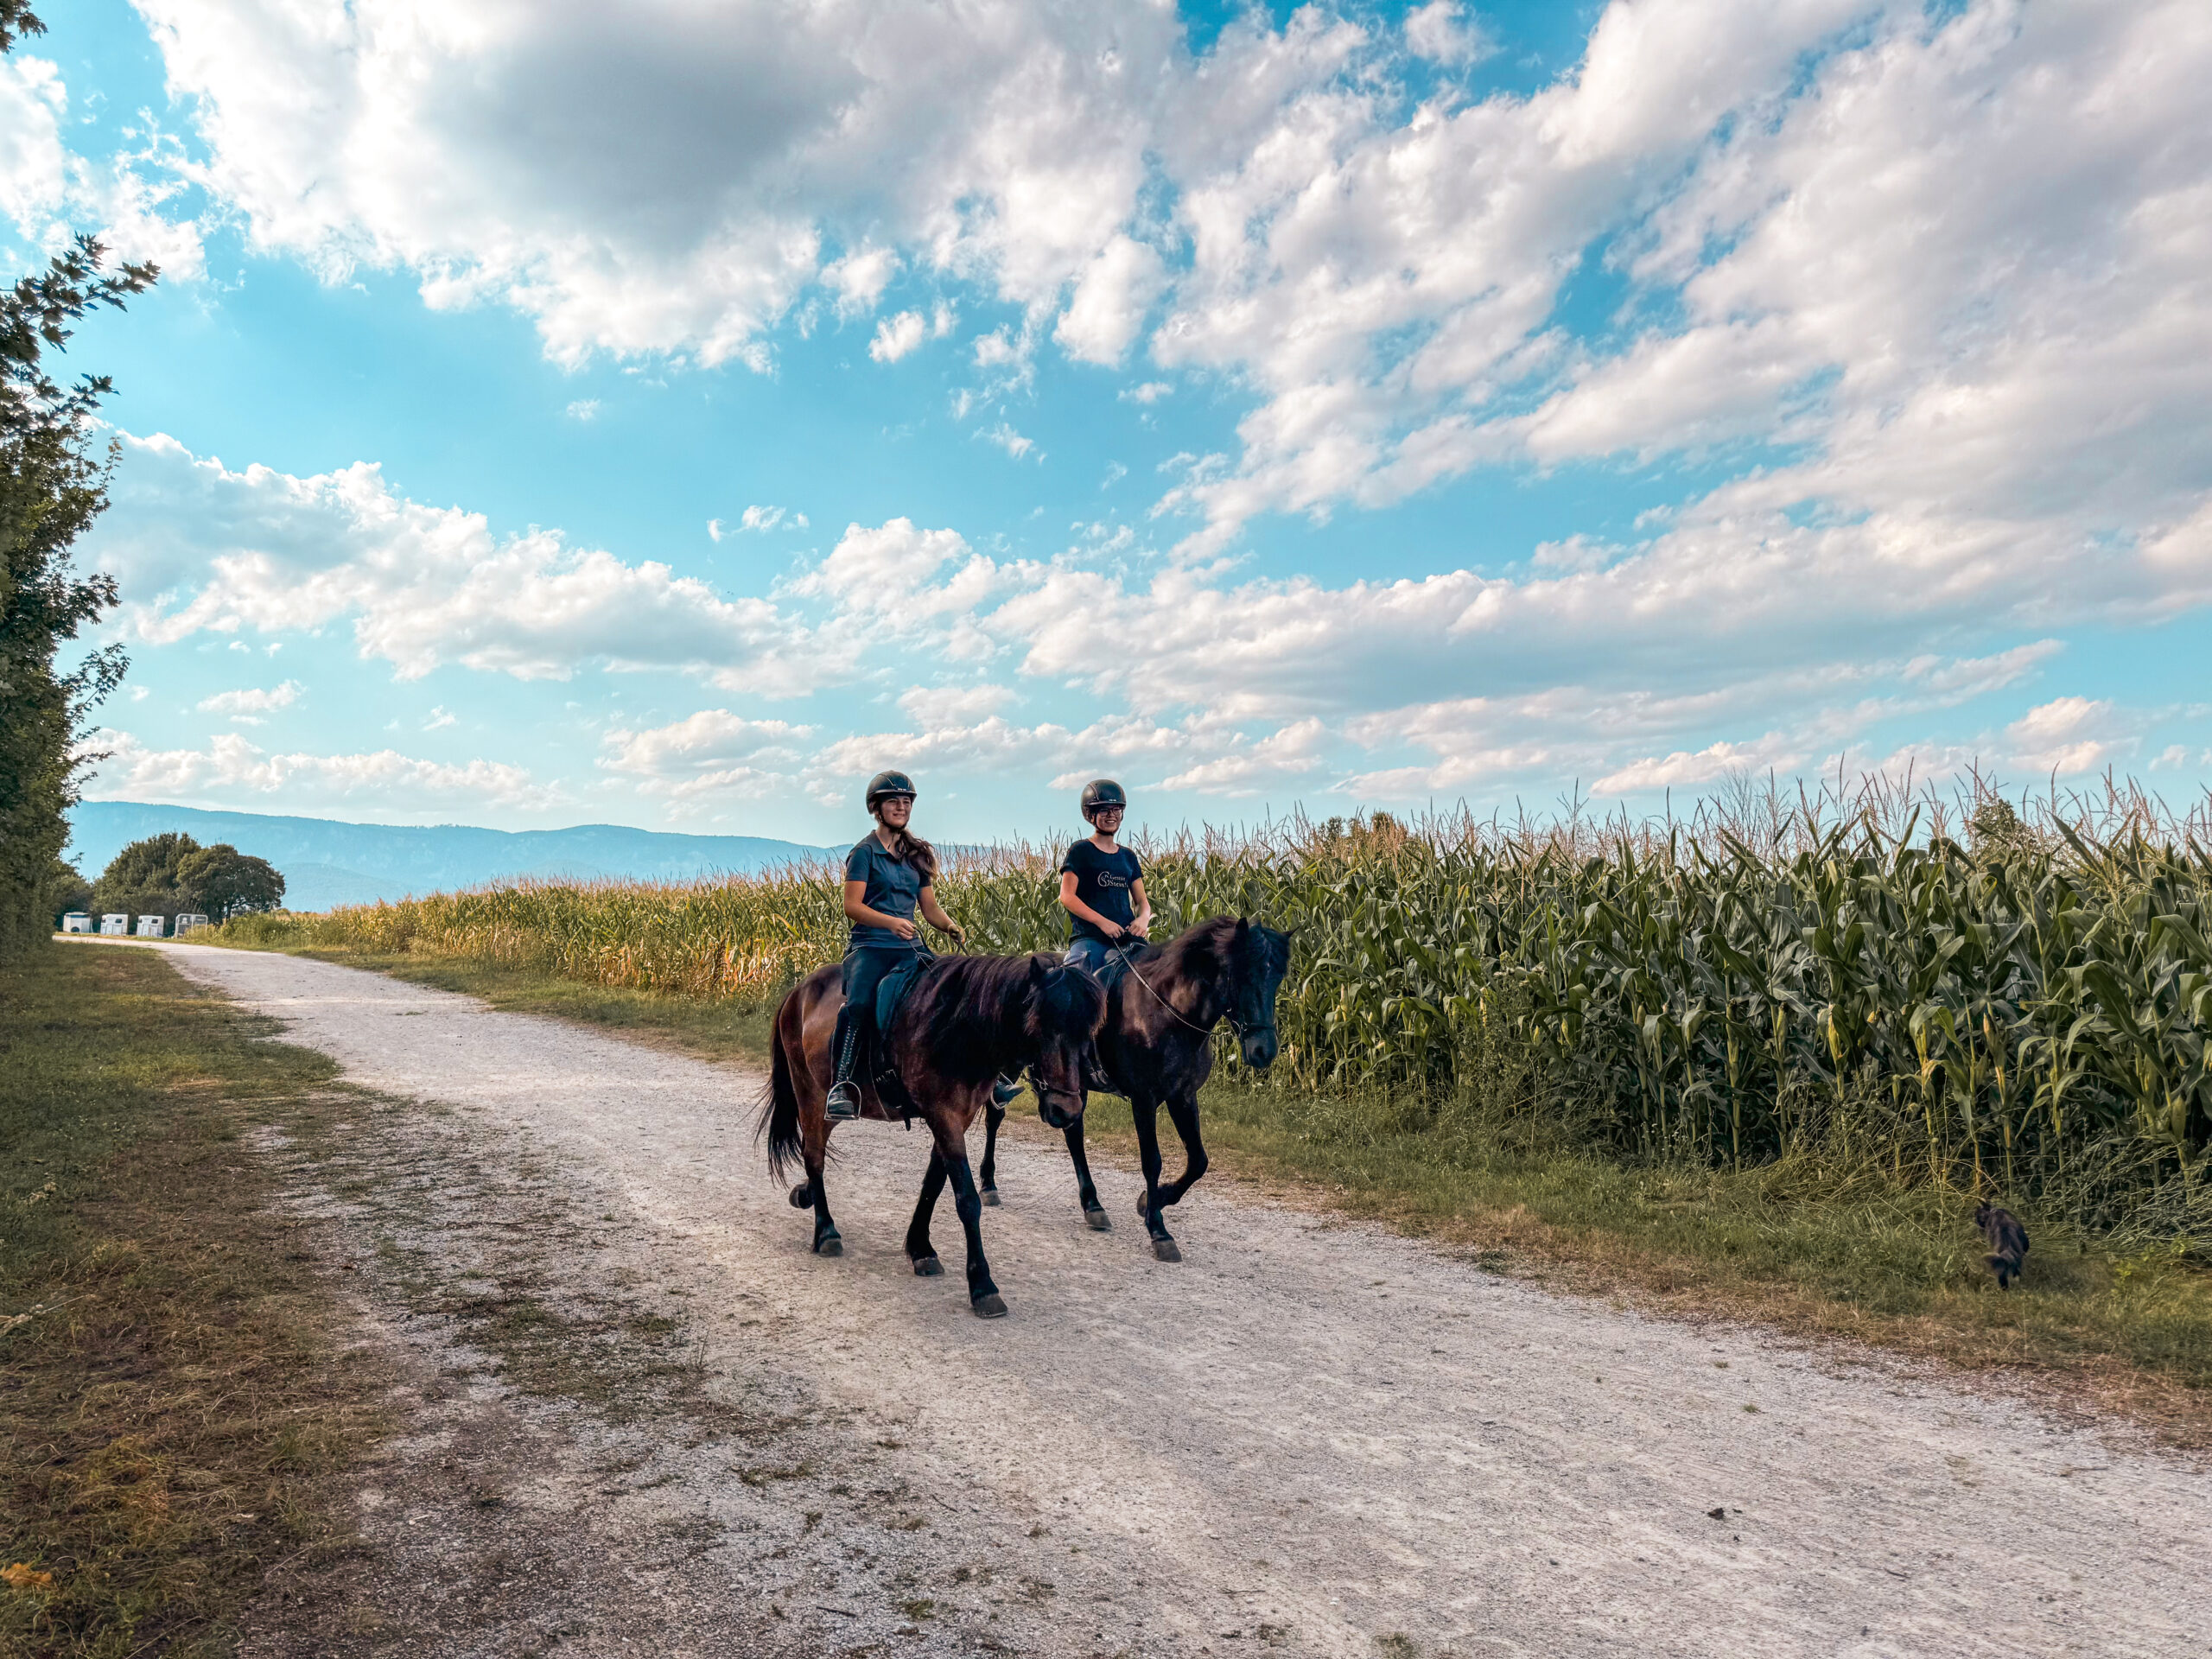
[14,0,2210,846]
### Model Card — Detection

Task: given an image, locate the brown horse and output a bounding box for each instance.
[759,951,1106,1317]
[979,917,1293,1261]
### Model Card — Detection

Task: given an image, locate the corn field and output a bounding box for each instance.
[222,775,2212,1236]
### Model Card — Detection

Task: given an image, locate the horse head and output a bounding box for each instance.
[1023,954,1108,1128]
[1226,918,1294,1071]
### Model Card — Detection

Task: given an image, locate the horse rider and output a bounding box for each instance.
[1059,778,1151,976]
[826,771,969,1120]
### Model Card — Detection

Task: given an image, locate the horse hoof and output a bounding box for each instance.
[788,1182,814,1210]
[982,1187,1001,1208]
[972,1293,1008,1319]
[1152,1237,1182,1262]
[912,1255,944,1277]
[1084,1205,1113,1232]
[814,1236,843,1257]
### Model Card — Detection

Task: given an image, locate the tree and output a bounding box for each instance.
[44,855,90,926]
[0,3,158,956]
[176,843,286,920]
[91,831,200,926]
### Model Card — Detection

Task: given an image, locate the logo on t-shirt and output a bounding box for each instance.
[1096,871,1128,889]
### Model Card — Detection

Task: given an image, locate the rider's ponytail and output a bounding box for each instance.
[871,807,938,881]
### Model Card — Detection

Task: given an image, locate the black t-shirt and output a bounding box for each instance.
[845,836,923,949]
[1061,840,1142,943]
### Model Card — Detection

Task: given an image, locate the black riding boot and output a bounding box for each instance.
[825,1005,862,1120]
[1081,1046,1114,1096]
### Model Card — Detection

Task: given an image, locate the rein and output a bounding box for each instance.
[1111,940,1258,1042]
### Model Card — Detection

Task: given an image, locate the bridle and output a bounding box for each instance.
[1024,1063,1087,1118]
[1110,939,1272,1046]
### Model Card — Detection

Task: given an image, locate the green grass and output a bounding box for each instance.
[1,941,376,1657]
[216,937,2212,1440]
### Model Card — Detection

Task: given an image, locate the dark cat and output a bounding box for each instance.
[1974,1203,2029,1289]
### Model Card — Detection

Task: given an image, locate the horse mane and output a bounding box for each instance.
[912,951,1105,1084]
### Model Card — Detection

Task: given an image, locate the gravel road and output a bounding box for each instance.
[118,940,2212,1656]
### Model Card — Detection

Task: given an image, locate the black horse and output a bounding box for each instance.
[760,951,1105,1317]
[978,916,1292,1261]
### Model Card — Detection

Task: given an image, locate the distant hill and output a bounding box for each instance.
[67,802,839,912]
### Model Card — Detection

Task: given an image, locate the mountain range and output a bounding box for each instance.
[67,801,838,912]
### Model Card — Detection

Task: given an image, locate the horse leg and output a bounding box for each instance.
[1064,1115,1111,1230]
[1155,1091,1211,1212]
[905,1147,949,1277]
[980,1102,1005,1206]
[1129,1093,1179,1262]
[932,1118,1005,1318]
[804,1127,842,1257]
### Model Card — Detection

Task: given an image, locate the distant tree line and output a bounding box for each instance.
[67,831,285,929]
[0,3,158,957]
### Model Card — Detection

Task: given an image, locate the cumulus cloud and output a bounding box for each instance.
[0,51,206,277]
[2007,696,2125,777]
[82,728,559,811]
[92,432,812,693]
[599,709,812,798]
[196,680,302,722]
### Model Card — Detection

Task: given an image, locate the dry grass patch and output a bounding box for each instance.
[1,942,379,1657]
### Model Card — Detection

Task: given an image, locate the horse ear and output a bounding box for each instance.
[1028,956,1049,987]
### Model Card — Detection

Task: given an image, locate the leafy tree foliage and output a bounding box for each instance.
[91,833,287,925]
[177,843,286,921]
[0,2,157,953]
[44,856,90,925]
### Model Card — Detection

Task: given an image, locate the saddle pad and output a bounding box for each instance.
[873,950,930,1038]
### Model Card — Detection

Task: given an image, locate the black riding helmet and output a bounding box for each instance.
[1080,778,1127,821]
[866,769,918,810]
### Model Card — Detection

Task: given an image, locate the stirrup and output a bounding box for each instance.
[990,1074,1022,1107]
[825,1079,861,1120]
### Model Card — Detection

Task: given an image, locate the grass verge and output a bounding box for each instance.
[210,937,2212,1443]
[2,941,378,1656]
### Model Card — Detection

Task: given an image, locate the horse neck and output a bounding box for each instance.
[1154,921,1235,1026]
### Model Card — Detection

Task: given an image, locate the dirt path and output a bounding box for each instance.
[111,940,2211,1656]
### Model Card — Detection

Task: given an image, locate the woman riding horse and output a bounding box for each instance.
[826,770,963,1120]
[762,768,1106,1316]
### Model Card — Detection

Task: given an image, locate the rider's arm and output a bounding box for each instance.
[1128,876,1153,937]
[844,878,918,939]
[1058,870,1126,938]
[917,884,966,942]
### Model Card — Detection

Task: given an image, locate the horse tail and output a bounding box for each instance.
[759,1003,804,1185]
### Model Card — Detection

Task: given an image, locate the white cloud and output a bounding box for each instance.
[980,422,1036,461]
[82,728,559,811]
[423,706,456,731]
[565,397,599,421]
[600,709,812,798]
[1119,381,1172,404]
[733,503,805,533]
[824,245,897,317]
[196,679,302,722]
[0,52,206,278]
[2007,696,2124,777]
[1403,3,1493,69]
[93,432,813,693]
[897,683,1016,727]
[1054,233,1165,366]
[869,309,927,363]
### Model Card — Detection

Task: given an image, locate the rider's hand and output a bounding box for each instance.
[944,924,966,944]
[890,917,919,941]
[1128,919,1150,939]
[1105,922,1128,943]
